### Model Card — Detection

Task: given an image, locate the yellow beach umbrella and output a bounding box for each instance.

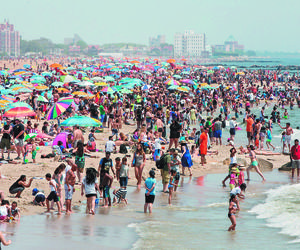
[72,91,89,97]
[95,82,109,86]
[35,85,49,90]
[177,87,188,92]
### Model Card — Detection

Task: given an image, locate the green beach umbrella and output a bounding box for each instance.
[60,115,102,127]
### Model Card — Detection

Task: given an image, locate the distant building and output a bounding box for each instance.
[87,45,101,55]
[212,35,244,56]
[0,20,20,56]
[174,30,206,58]
[149,35,165,47]
[64,34,83,45]
[224,35,244,52]
[148,35,173,57]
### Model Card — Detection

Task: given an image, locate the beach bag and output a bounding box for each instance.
[119,144,128,154]
[156,153,167,170]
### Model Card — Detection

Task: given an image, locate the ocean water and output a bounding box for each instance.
[219,102,300,151]
[211,57,300,68]
[1,170,300,249]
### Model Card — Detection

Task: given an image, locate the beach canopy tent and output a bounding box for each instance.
[52,132,70,148]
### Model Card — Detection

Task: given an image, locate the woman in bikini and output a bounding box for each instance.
[246,145,266,181]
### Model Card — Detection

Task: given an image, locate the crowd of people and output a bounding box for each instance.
[0,56,299,246]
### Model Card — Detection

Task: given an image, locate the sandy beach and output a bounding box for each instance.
[0,120,290,216]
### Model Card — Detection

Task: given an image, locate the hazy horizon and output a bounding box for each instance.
[2,0,300,52]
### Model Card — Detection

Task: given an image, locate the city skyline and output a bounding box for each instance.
[2,0,300,52]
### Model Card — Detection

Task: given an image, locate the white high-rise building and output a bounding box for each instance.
[174,30,206,58]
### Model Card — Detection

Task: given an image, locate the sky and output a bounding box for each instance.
[2,0,300,52]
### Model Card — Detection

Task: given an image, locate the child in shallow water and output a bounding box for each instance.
[229,168,239,190]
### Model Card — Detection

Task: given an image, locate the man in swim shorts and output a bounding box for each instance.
[291,139,300,178]
[278,122,293,153]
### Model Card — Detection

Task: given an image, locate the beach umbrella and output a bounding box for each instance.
[78,81,94,87]
[46,103,67,120]
[50,63,62,68]
[24,133,37,141]
[120,89,132,94]
[91,77,104,82]
[3,106,36,118]
[130,60,140,64]
[101,87,116,93]
[0,95,15,102]
[51,81,64,87]
[164,79,180,85]
[166,59,176,63]
[181,79,196,85]
[57,96,74,108]
[11,87,23,91]
[173,75,182,79]
[10,84,26,89]
[177,87,189,92]
[35,85,49,91]
[95,82,108,87]
[41,72,52,77]
[167,85,179,90]
[126,79,145,85]
[0,89,14,95]
[104,76,115,82]
[61,75,76,83]
[16,88,33,94]
[72,91,89,97]
[37,95,48,102]
[31,76,46,83]
[57,88,70,93]
[60,115,101,127]
[5,102,33,111]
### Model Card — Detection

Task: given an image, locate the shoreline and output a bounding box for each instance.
[0,129,290,217]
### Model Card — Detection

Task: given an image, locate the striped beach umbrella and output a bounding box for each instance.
[3,107,36,118]
[164,79,181,85]
[46,103,66,120]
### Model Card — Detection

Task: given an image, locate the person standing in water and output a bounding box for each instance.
[246,145,266,181]
[144,170,156,213]
[228,195,238,231]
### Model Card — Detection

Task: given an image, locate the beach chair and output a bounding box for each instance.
[52,145,66,162]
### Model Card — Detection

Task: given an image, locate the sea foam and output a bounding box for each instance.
[249,183,300,243]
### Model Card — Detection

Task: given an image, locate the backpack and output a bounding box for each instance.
[119,144,128,154]
[222,120,226,128]
[156,153,168,170]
